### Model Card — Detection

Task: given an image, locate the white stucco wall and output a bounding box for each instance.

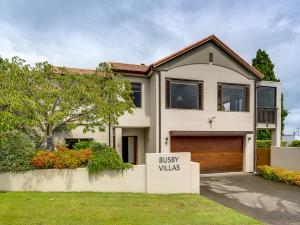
[0,167,146,192]
[159,64,255,172]
[53,126,109,146]
[117,76,150,127]
[271,147,300,171]
[145,73,159,154]
[0,153,199,193]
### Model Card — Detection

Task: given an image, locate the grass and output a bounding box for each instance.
[0,192,263,225]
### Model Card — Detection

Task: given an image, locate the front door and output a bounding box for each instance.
[122,136,138,164]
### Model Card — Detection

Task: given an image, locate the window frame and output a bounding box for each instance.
[166,78,203,110]
[256,85,277,109]
[131,82,142,108]
[217,82,250,112]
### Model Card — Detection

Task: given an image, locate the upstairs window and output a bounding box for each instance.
[166,79,203,109]
[218,83,250,112]
[257,86,276,108]
[131,82,142,108]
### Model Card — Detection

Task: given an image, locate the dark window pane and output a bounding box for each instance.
[221,85,245,112]
[131,82,142,107]
[79,138,93,142]
[132,91,141,107]
[65,139,79,149]
[257,86,276,108]
[131,83,141,92]
[171,82,198,109]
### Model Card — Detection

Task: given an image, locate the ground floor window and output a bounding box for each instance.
[65,138,94,149]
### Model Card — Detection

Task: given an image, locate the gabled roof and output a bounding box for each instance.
[151,35,263,79]
[53,35,263,79]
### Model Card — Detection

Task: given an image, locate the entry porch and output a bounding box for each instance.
[112,127,152,164]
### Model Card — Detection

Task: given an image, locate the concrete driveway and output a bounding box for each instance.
[200,173,300,225]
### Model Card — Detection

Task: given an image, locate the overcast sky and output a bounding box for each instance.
[0,0,299,134]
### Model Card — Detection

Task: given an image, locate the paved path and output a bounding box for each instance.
[200,173,300,225]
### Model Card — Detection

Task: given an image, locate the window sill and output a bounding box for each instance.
[166,108,203,111]
[217,110,250,113]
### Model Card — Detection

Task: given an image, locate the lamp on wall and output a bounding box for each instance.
[165,137,169,146]
[208,116,216,123]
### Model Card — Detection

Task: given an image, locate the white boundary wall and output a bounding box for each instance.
[0,153,199,194]
[271,147,300,172]
[0,166,146,192]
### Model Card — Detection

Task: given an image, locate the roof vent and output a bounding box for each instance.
[209,53,213,63]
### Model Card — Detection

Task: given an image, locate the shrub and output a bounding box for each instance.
[281,141,287,147]
[31,147,92,169]
[257,165,300,187]
[74,141,93,150]
[290,140,300,147]
[88,143,132,174]
[0,131,35,172]
[256,140,271,148]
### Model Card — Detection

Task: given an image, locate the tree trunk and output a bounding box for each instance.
[46,136,54,150]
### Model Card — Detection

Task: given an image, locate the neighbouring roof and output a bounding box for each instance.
[109,62,150,74]
[53,63,150,75]
[53,66,95,75]
[54,35,263,79]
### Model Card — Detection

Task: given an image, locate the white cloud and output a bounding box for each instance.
[0,0,300,133]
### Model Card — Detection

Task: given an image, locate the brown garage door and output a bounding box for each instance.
[171,136,243,174]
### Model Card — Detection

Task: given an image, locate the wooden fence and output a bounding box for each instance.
[256,148,270,167]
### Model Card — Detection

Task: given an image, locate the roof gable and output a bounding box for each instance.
[152,35,263,80]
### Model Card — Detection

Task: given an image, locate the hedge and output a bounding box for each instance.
[87,142,132,174]
[290,140,300,147]
[257,165,300,187]
[256,140,271,148]
[256,140,288,148]
[281,141,287,147]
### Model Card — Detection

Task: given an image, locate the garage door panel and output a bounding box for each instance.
[171,136,243,174]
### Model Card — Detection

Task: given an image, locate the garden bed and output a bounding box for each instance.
[257,165,300,187]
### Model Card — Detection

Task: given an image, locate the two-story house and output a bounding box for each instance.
[53,35,281,174]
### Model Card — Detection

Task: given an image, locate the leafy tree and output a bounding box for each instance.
[252,49,288,138]
[0,57,133,149]
[256,130,271,140]
[281,94,288,134]
[0,131,35,172]
[252,49,279,82]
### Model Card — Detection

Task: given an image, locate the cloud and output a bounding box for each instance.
[0,0,300,133]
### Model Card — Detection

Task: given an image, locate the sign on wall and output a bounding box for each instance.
[146,152,193,194]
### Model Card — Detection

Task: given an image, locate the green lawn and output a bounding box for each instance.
[0,192,262,225]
